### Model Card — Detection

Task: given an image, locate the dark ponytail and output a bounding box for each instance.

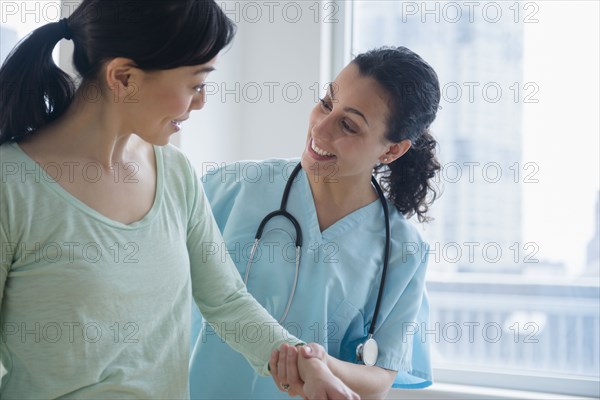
[0,0,236,145]
[0,21,75,144]
[376,131,440,222]
[353,46,442,222]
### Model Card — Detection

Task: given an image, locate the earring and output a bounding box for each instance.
[383,158,388,163]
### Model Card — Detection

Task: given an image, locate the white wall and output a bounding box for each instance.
[179,1,327,175]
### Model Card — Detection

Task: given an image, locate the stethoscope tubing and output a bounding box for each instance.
[244,162,390,355]
[368,173,391,337]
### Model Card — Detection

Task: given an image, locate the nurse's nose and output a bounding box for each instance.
[311,112,337,140]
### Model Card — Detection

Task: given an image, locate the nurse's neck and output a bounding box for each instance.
[306,171,378,232]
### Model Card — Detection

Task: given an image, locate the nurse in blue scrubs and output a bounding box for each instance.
[190,46,441,399]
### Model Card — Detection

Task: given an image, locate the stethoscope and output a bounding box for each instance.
[244,162,391,367]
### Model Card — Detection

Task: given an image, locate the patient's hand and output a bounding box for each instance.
[269,343,359,400]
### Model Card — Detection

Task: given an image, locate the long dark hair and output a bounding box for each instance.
[0,0,236,145]
[353,47,441,222]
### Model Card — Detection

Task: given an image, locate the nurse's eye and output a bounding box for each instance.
[319,98,332,112]
[193,84,206,94]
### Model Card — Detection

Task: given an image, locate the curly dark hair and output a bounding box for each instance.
[353,47,441,222]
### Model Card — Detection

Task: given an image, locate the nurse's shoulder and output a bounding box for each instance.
[200,158,299,195]
[387,203,431,271]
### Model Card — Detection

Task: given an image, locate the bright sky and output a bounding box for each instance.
[522,1,599,274]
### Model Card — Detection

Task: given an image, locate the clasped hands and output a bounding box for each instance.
[269,343,360,400]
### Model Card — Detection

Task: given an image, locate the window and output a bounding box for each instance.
[0,1,63,65]
[351,1,599,397]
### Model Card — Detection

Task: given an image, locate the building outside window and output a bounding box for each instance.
[352,1,599,396]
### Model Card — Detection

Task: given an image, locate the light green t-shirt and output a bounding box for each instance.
[0,143,299,399]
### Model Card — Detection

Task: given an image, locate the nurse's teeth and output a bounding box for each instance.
[311,140,334,157]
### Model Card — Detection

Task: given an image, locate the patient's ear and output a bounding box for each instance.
[103,58,140,101]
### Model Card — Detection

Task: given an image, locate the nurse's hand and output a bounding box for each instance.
[278,343,327,396]
[270,344,305,398]
[301,357,360,400]
[298,342,327,362]
[269,343,359,399]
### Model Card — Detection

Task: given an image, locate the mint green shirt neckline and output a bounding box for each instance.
[11,142,164,230]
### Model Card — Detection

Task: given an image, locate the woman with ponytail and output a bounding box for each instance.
[190,46,442,399]
[0,1,358,398]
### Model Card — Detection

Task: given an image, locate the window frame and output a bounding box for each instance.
[334,0,600,398]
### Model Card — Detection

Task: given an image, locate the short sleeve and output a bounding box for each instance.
[374,243,433,388]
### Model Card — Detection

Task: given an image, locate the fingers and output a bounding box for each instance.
[299,345,314,359]
[270,349,284,392]
[325,382,361,400]
[286,346,303,391]
[277,344,289,391]
[300,343,326,362]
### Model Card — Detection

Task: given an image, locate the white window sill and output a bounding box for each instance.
[388,383,597,400]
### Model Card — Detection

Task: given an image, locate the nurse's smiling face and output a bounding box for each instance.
[301,63,401,183]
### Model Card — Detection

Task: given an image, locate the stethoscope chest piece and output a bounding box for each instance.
[356,336,379,367]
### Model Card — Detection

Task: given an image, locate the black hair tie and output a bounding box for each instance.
[59,18,72,40]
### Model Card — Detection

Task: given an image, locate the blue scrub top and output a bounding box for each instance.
[190,160,432,399]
